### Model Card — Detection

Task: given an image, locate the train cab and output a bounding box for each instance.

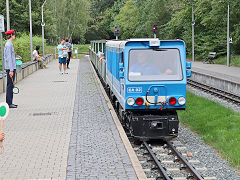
[104,39,191,140]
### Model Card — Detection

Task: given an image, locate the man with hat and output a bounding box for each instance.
[4,30,17,108]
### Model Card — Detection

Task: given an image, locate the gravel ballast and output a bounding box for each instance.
[177,86,240,179]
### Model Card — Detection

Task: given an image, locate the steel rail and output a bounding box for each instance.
[143,141,171,180]
[166,141,204,180]
[187,79,240,104]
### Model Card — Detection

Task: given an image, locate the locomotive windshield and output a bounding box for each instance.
[128,49,183,81]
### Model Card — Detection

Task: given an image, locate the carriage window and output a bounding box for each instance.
[128,49,183,81]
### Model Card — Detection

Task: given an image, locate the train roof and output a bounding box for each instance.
[106,38,184,48]
[106,38,161,48]
[106,40,128,48]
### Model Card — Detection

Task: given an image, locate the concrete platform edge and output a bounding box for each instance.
[88,57,148,180]
[191,70,240,96]
[192,68,240,85]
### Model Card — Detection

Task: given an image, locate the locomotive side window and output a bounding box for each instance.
[128,49,183,81]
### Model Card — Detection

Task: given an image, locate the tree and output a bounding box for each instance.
[136,0,171,39]
[114,0,140,39]
[47,0,90,43]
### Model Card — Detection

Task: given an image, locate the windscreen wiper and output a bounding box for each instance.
[153,49,167,51]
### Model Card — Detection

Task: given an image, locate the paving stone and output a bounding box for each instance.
[0,59,79,179]
[66,59,137,179]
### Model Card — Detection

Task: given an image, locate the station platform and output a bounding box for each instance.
[0,58,146,180]
[190,61,240,96]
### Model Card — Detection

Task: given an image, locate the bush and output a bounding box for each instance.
[0,34,46,64]
[13,34,44,62]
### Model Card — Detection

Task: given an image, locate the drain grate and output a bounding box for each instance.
[32,112,52,116]
[53,81,66,83]
[30,112,58,116]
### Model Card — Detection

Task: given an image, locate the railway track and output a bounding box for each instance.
[187,79,240,105]
[131,140,216,180]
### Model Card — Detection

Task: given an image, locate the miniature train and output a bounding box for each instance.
[89,39,191,140]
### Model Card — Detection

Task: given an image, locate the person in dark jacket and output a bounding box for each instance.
[65,38,72,69]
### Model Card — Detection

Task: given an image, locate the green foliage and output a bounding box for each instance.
[90,0,116,18]
[47,0,90,43]
[0,34,44,64]
[13,34,43,62]
[211,54,240,67]
[88,0,240,64]
[85,0,125,42]
[74,44,90,54]
[136,0,171,38]
[114,0,140,39]
[0,0,56,41]
[0,0,90,44]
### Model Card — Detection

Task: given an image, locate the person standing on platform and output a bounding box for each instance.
[65,38,72,69]
[57,39,69,74]
[4,30,17,108]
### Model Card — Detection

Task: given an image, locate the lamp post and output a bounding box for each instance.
[0,15,5,92]
[29,0,33,61]
[227,3,230,67]
[41,0,47,57]
[6,0,10,30]
[192,2,195,62]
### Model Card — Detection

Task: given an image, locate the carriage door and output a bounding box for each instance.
[119,50,125,97]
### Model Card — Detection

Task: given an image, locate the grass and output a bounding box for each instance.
[178,91,240,169]
[74,44,90,54]
[213,54,240,67]
[189,54,240,67]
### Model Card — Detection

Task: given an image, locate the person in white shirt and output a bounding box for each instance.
[33,46,47,69]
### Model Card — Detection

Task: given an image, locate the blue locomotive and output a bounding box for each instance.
[89,39,191,140]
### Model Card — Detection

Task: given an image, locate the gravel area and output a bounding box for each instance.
[174,86,240,180]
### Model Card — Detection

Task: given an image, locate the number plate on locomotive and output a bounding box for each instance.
[127,87,142,93]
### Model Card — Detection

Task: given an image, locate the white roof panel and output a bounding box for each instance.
[106,40,127,48]
[106,38,161,49]
[127,38,159,42]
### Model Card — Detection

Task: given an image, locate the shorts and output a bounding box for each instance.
[59,57,67,64]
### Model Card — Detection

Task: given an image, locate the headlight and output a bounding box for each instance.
[178,97,186,105]
[127,97,135,106]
